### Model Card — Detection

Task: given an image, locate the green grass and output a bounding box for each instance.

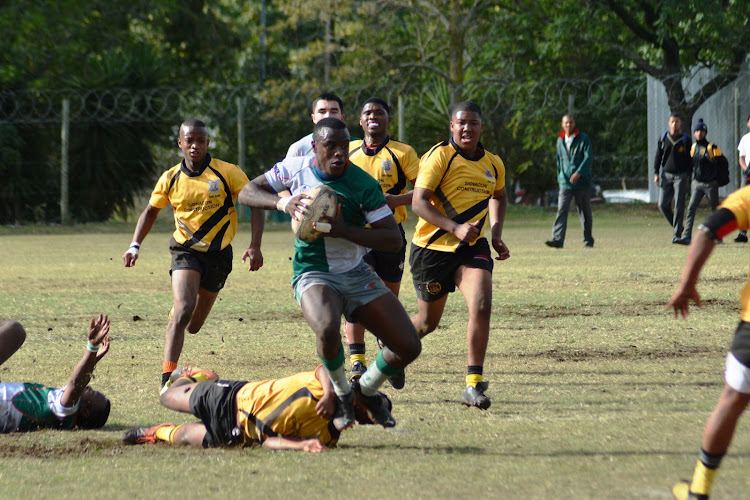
[1,203,749,499]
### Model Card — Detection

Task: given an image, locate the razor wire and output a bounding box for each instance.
[0,75,652,124]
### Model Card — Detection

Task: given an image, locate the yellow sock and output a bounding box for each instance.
[190,372,212,383]
[351,353,366,366]
[466,374,483,388]
[154,424,177,443]
[690,460,717,496]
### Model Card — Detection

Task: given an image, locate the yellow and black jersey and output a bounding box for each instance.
[715,187,750,321]
[235,367,339,447]
[412,139,505,252]
[349,137,419,224]
[149,155,249,252]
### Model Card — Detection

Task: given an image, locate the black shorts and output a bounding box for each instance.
[409,238,493,302]
[362,224,406,283]
[169,238,233,293]
[731,321,750,367]
[188,379,247,448]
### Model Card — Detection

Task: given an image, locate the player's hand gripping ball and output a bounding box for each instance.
[291,185,338,242]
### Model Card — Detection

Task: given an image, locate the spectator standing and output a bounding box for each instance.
[654,113,692,244]
[545,114,595,249]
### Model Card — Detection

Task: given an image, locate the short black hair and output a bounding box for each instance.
[362,97,390,116]
[313,117,348,140]
[78,397,110,429]
[451,101,483,120]
[312,93,344,113]
[181,119,207,130]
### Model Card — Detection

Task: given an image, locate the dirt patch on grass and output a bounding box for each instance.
[0,438,123,459]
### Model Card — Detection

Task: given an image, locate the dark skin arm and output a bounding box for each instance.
[238,176,311,220]
[60,314,111,408]
[241,206,265,271]
[317,208,402,253]
[667,231,715,318]
[123,205,160,267]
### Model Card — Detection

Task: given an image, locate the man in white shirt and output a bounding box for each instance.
[286,93,345,158]
[735,114,750,242]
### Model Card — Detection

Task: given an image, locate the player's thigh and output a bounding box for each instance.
[171,269,202,305]
[161,382,199,412]
[0,320,25,366]
[191,289,220,323]
[300,285,344,335]
[356,292,418,353]
[455,266,492,316]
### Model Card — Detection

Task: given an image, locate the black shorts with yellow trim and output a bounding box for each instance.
[362,224,407,283]
[188,379,247,448]
[169,238,233,293]
[409,238,493,302]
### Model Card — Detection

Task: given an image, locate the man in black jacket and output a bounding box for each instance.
[681,118,723,244]
[654,113,692,244]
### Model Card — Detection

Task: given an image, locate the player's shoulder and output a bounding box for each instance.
[386,138,417,155]
[421,140,452,162]
[209,157,239,170]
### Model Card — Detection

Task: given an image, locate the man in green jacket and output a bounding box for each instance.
[545,114,595,249]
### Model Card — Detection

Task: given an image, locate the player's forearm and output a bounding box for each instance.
[238,179,279,210]
[339,224,401,252]
[489,195,507,241]
[678,231,714,291]
[131,206,159,244]
[60,351,98,407]
[248,206,265,248]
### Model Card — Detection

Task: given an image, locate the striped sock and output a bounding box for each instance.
[359,349,401,396]
[319,341,351,396]
[155,424,181,443]
[466,365,484,387]
[690,449,724,496]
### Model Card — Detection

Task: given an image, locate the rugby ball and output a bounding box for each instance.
[291,185,338,242]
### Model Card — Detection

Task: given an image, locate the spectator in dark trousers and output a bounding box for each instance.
[654,113,692,244]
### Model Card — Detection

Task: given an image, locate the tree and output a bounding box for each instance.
[585,0,750,124]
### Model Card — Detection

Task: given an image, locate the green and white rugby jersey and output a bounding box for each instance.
[0,382,79,432]
[265,156,391,281]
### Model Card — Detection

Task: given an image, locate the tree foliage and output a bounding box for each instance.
[0,0,747,222]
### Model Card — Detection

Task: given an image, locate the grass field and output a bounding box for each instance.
[1,203,749,499]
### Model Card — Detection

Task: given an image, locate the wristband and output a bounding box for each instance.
[276,196,292,213]
[86,341,100,352]
[126,242,140,257]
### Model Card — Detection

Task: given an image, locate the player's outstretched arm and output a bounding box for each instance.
[262,436,328,453]
[60,314,110,408]
[123,205,161,267]
[668,231,715,319]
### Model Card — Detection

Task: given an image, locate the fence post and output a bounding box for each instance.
[735,85,741,189]
[61,98,70,225]
[567,94,575,116]
[398,94,405,143]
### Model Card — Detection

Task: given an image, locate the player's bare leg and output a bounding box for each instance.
[187,288,219,334]
[300,285,354,430]
[159,380,199,412]
[0,320,26,367]
[411,295,449,339]
[162,269,201,389]
[455,265,493,409]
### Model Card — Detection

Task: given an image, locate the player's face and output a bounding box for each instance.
[314,127,350,177]
[561,116,576,136]
[694,129,706,141]
[450,111,483,155]
[177,126,210,168]
[360,103,390,139]
[312,100,344,124]
[668,116,681,135]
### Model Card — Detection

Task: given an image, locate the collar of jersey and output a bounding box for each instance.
[313,160,347,180]
[180,153,212,177]
[360,136,390,156]
[449,137,485,161]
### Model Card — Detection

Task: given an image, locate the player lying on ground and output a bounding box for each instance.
[122,365,391,452]
[0,315,111,433]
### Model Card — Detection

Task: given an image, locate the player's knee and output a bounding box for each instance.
[173,301,197,326]
[412,315,438,337]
